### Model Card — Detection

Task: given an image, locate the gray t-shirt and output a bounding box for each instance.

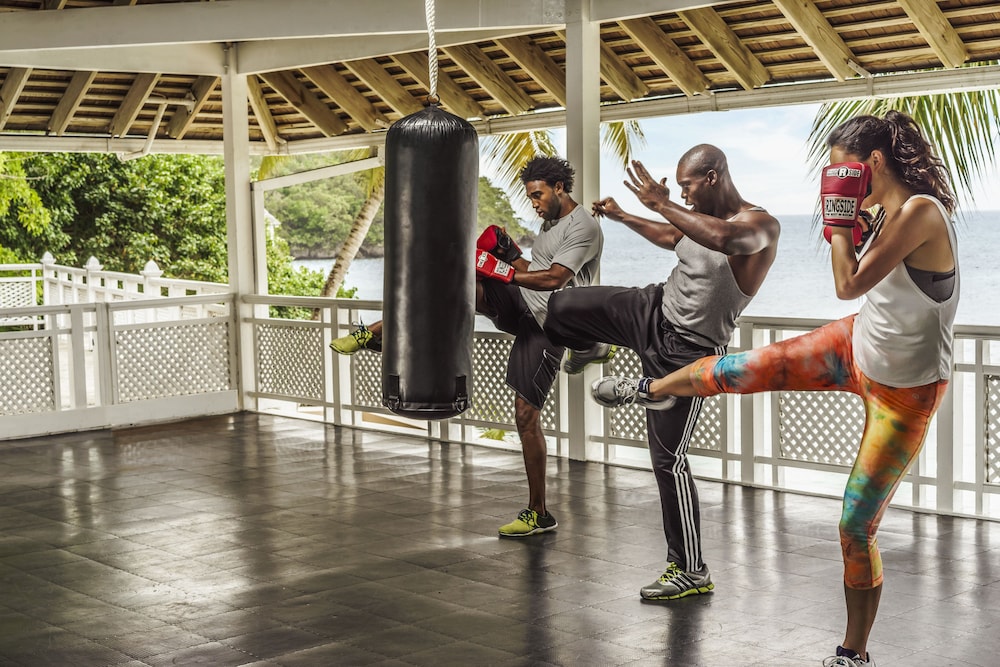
[659,207,765,348]
[521,205,603,327]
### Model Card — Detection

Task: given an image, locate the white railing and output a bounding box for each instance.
[241,295,1000,522]
[5,261,1000,523]
[0,293,238,439]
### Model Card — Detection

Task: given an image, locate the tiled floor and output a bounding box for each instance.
[1,413,999,666]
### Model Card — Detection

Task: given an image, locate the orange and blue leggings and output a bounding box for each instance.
[689,315,947,589]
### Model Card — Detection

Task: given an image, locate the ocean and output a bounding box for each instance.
[294,211,1000,327]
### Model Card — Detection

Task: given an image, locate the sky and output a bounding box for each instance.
[487,102,1000,220]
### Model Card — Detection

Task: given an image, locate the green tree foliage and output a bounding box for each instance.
[0,153,52,263]
[0,152,329,302]
[11,153,230,281]
[258,153,380,259]
[477,175,529,239]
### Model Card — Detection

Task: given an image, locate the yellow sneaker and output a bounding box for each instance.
[498,508,558,537]
[330,323,379,355]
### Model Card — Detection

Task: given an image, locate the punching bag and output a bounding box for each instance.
[381,104,478,419]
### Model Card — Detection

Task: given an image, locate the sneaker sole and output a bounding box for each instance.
[498,523,558,538]
[563,347,617,375]
[640,582,714,600]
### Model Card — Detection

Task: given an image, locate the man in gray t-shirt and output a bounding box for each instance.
[329,156,603,539]
[545,146,780,600]
[483,156,603,538]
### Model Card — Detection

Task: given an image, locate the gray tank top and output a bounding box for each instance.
[659,208,763,348]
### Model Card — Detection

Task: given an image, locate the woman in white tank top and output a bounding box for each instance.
[592,111,959,667]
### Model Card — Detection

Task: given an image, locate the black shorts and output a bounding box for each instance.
[480,280,563,411]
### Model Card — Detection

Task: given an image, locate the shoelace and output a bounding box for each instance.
[659,563,683,582]
[349,324,370,344]
[518,509,538,528]
[614,377,640,405]
[822,657,865,667]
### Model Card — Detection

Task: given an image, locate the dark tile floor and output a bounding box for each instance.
[1,413,999,666]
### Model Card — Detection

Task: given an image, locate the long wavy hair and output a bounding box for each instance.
[826,110,957,214]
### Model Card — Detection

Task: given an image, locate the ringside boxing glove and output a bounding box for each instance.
[475,249,514,283]
[822,208,874,248]
[477,225,522,263]
[820,161,871,228]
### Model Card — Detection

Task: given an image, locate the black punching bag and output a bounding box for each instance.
[382,104,477,419]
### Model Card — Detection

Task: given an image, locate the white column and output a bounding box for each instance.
[563,0,603,462]
[221,44,257,411]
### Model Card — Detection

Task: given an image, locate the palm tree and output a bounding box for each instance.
[806,90,1000,205]
[321,147,383,297]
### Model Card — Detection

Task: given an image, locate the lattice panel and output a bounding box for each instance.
[349,336,559,429]
[603,347,723,450]
[116,321,231,402]
[466,336,558,430]
[0,280,36,307]
[985,375,1000,484]
[350,349,384,409]
[0,337,55,415]
[256,323,323,401]
[778,391,865,465]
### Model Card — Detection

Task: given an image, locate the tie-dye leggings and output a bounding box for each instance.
[689,315,947,589]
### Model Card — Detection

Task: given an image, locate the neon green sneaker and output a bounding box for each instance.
[498,508,558,537]
[330,323,380,355]
[639,562,714,600]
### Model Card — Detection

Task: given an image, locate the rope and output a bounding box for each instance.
[425,0,439,104]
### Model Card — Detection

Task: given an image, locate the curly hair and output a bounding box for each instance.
[519,156,575,193]
[826,110,956,214]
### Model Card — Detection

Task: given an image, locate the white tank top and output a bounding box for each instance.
[852,195,959,387]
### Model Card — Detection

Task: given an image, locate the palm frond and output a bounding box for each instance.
[601,120,646,168]
[806,78,1000,206]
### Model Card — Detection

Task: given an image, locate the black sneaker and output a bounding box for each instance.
[562,342,617,374]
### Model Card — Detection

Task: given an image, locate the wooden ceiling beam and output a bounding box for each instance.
[41,0,68,9]
[896,0,968,69]
[48,70,95,136]
[0,67,32,131]
[343,59,423,118]
[677,7,769,90]
[496,35,566,107]
[108,72,159,137]
[443,43,535,115]
[598,38,650,102]
[301,65,390,132]
[247,75,280,153]
[393,51,484,119]
[166,75,218,140]
[619,17,709,97]
[258,70,348,137]
[771,0,857,82]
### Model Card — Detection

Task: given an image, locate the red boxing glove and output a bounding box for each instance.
[822,219,864,246]
[476,225,522,263]
[820,162,871,228]
[475,249,514,283]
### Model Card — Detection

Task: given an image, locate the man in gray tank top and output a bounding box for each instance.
[544,145,780,600]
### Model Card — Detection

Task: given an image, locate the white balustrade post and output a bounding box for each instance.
[141,260,163,298]
[84,256,103,303]
[40,251,56,306]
